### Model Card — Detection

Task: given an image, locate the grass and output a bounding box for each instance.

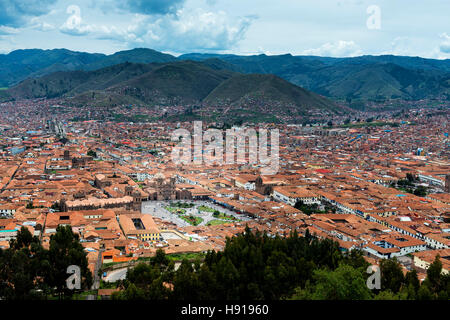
[171,201,195,208]
[99,280,119,289]
[0,87,7,91]
[167,252,206,261]
[136,252,206,263]
[206,219,233,226]
[213,212,239,221]
[101,261,125,270]
[164,206,186,215]
[198,205,216,213]
[181,215,203,226]
[72,290,98,300]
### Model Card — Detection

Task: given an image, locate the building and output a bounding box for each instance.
[119,214,161,242]
[364,233,427,259]
[61,196,137,212]
[413,249,450,275]
[272,186,320,207]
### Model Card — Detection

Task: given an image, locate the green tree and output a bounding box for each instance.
[47,225,92,299]
[404,269,420,296]
[380,258,404,293]
[0,227,47,300]
[417,282,433,300]
[374,290,405,300]
[413,186,427,197]
[294,264,372,300]
[87,150,97,158]
[425,255,443,294]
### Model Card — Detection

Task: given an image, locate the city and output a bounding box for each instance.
[0,97,448,300]
[0,0,449,310]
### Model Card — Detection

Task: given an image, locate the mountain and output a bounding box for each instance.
[312,63,449,101]
[1,60,339,122]
[0,49,105,87]
[86,60,235,106]
[6,62,157,100]
[83,48,176,71]
[0,48,177,88]
[204,74,340,113]
[178,53,450,102]
[1,47,449,107]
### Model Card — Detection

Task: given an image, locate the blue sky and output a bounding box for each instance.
[0,0,449,58]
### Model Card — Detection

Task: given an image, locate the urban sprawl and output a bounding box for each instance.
[0,99,449,297]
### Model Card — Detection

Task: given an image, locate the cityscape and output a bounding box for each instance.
[0,0,449,307]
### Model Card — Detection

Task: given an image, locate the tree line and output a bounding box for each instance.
[1,226,448,300]
[0,226,92,300]
[112,227,450,300]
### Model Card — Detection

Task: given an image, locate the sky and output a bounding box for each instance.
[0,0,449,59]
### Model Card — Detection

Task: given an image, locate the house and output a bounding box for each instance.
[272,186,320,207]
[363,233,427,259]
[413,249,450,275]
[119,214,161,242]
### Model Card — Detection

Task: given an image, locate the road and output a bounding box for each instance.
[104,262,182,283]
[104,268,128,282]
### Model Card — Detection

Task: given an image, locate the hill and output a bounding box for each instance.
[83,48,176,71]
[179,53,450,102]
[2,60,339,122]
[1,48,449,105]
[0,48,177,88]
[0,48,104,88]
[73,60,235,106]
[204,74,340,113]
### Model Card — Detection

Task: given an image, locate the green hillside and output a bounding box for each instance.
[1,48,449,106]
[205,73,338,113]
[1,59,340,121]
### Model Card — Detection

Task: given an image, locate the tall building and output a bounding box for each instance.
[445,174,450,193]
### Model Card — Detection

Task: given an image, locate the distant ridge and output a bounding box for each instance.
[1,59,340,122]
[0,47,449,107]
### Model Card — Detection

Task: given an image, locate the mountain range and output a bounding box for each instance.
[1,59,341,122]
[0,48,449,114]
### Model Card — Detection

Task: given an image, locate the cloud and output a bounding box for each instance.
[386,37,418,56]
[93,8,256,53]
[29,17,54,32]
[439,33,450,54]
[302,40,362,57]
[0,0,57,27]
[0,25,20,35]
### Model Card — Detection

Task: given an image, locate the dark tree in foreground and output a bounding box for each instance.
[0,227,49,299]
[116,227,369,300]
[0,225,95,300]
[380,258,405,293]
[47,225,92,299]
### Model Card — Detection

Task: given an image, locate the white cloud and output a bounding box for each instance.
[385,37,414,56]
[439,33,450,54]
[29,17,54,32]
[93,8,255,53]
[302,40,362,57]
[0,25,20,35]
